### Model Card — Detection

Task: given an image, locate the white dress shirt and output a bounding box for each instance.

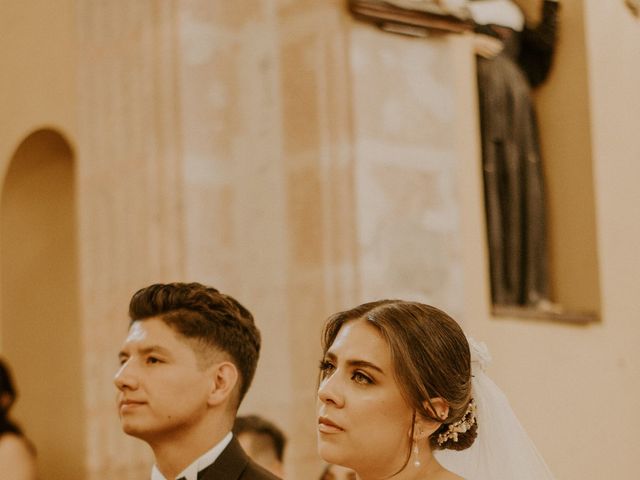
[151,432,233,480]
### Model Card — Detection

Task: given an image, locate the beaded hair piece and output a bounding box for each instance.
[437,399,477,445]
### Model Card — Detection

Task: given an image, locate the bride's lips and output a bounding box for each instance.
[318,416,344,433]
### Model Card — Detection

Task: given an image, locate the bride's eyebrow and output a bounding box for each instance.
[322,351,335,360]
[346,360,384,374]
[325,351,385,374]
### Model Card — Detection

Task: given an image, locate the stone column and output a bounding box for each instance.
[176,1,358,477]
[350,25,474,319]
[77,2,185,478]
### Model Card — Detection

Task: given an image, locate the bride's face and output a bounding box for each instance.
[317,319,414,478]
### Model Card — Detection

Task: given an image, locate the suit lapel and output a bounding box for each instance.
[198,437,249,480]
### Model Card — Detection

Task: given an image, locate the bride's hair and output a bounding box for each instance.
[321,300,477,451]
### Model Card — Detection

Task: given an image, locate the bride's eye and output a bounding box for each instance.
[319,359,335,379]
[352,371,373,385]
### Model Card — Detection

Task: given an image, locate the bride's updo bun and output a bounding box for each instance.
[432,398,478,450]
[321,300,476,452]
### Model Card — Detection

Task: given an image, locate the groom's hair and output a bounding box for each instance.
[128,282,261,407]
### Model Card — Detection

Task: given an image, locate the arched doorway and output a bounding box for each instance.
[1,129,84,479]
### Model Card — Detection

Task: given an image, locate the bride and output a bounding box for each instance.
[316,300,554,479]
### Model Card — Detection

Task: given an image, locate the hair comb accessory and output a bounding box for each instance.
[437,399,477,445]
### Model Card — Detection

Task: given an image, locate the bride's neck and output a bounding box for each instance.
[355,448,444,480]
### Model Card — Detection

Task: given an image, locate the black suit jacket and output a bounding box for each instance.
[197,437,281,480]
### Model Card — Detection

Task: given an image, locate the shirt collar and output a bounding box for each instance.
[151,431,233,480]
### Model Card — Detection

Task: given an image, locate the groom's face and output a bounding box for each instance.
[114,318,213,442]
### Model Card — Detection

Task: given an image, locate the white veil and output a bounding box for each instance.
[434,337,555,480]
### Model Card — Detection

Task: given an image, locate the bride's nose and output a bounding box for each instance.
[318,372,344,408]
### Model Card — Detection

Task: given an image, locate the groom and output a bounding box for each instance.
[114,282,280,480]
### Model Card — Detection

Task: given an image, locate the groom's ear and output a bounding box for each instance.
[206,361,239,407]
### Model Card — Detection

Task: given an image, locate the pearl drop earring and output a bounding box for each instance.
[413,437,421,468]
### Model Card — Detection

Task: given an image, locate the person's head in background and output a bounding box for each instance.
[319,463,356,480]
[233,414,286,477]
[0,358,18,430]
[0,358,16,409]
[0,357,38,479]
[317,300,475,479]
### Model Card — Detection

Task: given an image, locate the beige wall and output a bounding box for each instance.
[584,0,640,469]
[0,0,81,477]
[0,0,76,169]
[1,1,639,480]
[462,2,640,480]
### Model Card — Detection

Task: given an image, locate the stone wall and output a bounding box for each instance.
[75,2,473,478]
